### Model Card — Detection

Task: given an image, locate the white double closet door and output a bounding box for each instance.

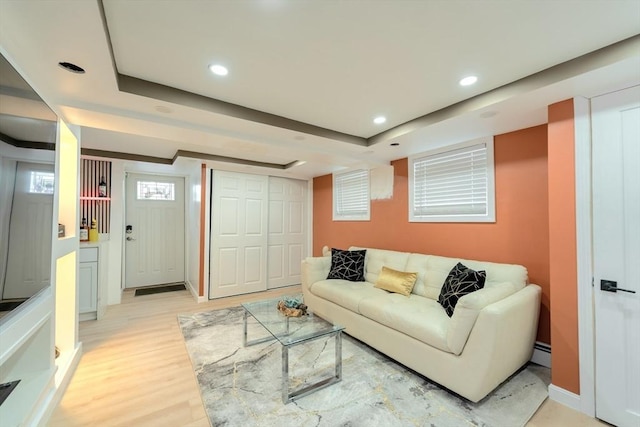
[209,171,307,299]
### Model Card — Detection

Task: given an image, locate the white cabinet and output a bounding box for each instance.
[79,246,98,320]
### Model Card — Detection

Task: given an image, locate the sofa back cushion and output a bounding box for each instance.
[408,254,528,300]
[405,253,431,297]
[349,247,409,284]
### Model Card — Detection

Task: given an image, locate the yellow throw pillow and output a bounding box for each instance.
[374,266,418,297]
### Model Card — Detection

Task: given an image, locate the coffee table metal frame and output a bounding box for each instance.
[242,298,344,404]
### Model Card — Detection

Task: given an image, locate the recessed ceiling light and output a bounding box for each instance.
[373,116,386,124]
[459,75,478,86]
[209,64,228,76]
[58,61,85,74]
[390,142,400,146]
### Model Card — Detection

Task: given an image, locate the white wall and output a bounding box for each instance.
[180,158,203,299]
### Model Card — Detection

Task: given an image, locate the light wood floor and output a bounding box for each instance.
[49,287,606,427]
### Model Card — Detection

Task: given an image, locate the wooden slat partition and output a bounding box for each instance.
[80,159,112,233]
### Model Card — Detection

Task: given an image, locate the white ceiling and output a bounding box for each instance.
[0,0,639,178]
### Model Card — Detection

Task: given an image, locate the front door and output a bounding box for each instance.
[209,170,268,298]
[125,173,185,288]
[592,85,640,427]
[2,162,53,299]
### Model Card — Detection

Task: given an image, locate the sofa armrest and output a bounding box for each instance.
[444,284,542,402]
[447,283,528,355]
[301,256,331,293]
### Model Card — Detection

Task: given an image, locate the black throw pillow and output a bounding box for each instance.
[438,262,486,317]
[327,248,366,282]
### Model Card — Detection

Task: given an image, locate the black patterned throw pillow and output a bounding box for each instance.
[438,262,486,317]
[327,248,366,282]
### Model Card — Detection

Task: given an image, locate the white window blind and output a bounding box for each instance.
[333,169,370,221]
[410,139,495,222]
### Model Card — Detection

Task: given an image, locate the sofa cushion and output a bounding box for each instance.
[358,294,451,353]
[309,280,387,313]
[327,248,366,281]
[374,266,418,296]
[350,247,409,284]
[438,263,486,317]
[405,253,431,298]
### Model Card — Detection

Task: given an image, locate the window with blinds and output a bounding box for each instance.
[333,168,370,221]
[409,138,495,222]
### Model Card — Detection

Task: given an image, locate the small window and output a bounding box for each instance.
[409,137,495,222]
[333,168,370,221]
[137,181,175,200]
[29,171,54,194]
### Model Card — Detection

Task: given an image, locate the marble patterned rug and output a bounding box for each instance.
[178,307,549,427]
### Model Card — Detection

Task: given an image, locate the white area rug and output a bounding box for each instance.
[178,307,549,427]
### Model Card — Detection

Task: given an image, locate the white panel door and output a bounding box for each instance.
[592,85,640,427]
[3,162,53,299]
[268,177,307,289]
[209,171,268,298]
[125,173,185,288]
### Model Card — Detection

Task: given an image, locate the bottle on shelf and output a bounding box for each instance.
[89,218,99,242]
[98,176,107,197]
[80,218,89,242]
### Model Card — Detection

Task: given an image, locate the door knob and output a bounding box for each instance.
[600,279,636,294]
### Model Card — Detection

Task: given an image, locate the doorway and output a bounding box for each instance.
[124,173,185,288]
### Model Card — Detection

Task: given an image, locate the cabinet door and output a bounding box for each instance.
[79,262,98,313]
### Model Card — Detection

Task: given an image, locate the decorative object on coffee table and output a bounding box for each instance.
[277,296,308,317]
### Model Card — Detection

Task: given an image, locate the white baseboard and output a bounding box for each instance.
[186,280,207,303]
[531,341,551,368]
[40,343,83,426]
[548,384,582,412]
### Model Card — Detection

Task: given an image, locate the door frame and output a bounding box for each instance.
[122,170,189,289]
[574,96,595,416]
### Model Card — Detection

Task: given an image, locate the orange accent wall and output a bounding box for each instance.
[547,99,580,394]
[313,125,551,343]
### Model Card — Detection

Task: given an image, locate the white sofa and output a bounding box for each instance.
[301,247,541,402]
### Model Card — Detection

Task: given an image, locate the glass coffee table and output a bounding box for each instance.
[242,296,344,404]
